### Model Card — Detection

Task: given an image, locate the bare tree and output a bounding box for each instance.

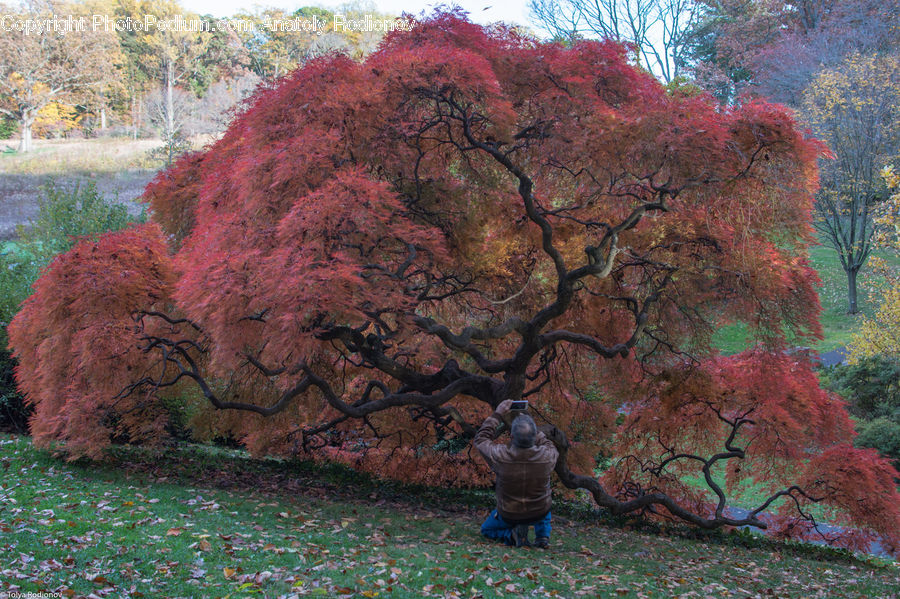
[145,85,194,166]
[530,0,706,83]
[190,72,261,134]
[0,0,120,151]
[801,52,900,314]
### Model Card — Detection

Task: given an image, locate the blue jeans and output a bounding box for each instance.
[481,510,552,545]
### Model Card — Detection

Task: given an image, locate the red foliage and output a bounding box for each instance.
[141,151,206,247]
[8,12,899,552]
[8,224,178,457]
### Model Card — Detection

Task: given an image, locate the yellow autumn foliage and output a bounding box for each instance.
[849,166,900,362]
[33,102,82,138]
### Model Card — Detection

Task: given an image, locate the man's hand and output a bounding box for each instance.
[495,399,514,416]
[493,399,517,428]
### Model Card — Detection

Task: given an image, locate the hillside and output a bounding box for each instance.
[1,434,897,598]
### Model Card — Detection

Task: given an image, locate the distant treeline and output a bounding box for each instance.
[0,0,397,150]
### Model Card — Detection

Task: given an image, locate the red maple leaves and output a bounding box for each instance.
[8,11,899,554]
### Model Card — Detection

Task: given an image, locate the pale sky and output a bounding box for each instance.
[178,0,535,29]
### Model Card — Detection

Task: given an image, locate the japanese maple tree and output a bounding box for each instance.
[10,12,900,554]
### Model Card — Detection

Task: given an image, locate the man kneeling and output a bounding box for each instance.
[473,399,559,548]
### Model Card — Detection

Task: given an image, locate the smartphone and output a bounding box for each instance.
[510,400,528,411]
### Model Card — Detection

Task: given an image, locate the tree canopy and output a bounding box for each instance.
[0,0,121,151]
[9,12,900,554]
[688,0,899,104]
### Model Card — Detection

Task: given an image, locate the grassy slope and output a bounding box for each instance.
[0,137,209,241]
[0,138,162,175]
[712,243,900,355]
[2,435,898,598]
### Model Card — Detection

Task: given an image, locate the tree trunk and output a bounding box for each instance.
[100,106,107,130]
[136,95,143,140]
[165,59,175,142]
[131,94,138,140]
[847,267,859,314]
[17,114,34,153]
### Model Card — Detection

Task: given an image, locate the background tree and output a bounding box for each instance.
[801,53,900,314]
[144,85,194,165]
[684,0,778,103]
[234,7,331,82]
[234,5,392,84]
[0,0,121,151]
[10,13,900,554]
[832,162,900,467]
[189,72,261,134]
[31,101,82,139]
[688,0,899,105]
[115,0,243,147]
[529,0,706,83]
[78,0,131,132]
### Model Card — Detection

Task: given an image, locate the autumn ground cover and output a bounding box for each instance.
[1,433,898,599]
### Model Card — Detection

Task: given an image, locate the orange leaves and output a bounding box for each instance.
[611,348,900,554]
[179,168,451,375]
[8,224,179,457]
[711,352,854,452]
[634,350,856,460]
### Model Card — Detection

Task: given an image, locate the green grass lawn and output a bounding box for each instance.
[712,243,900,355]
[808,244,881,353]
[1,434,897,598]
[0,138,163,175]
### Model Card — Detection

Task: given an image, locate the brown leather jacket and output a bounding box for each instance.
[473,413,559,522]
